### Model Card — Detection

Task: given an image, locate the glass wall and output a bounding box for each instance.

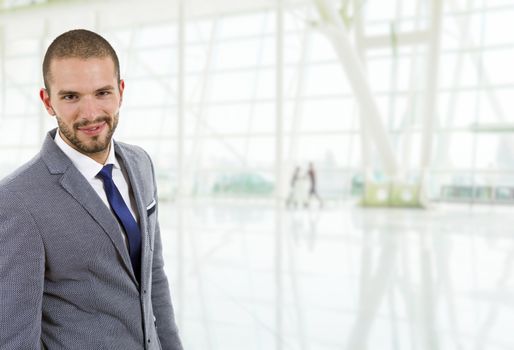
[1,0,514,202]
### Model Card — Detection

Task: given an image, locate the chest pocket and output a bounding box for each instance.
[146,199,157,251]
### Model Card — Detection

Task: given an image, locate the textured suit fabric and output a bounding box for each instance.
[0,128,183,350]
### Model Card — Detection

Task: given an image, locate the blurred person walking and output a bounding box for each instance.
[307,162,323,208]
[286,166,301,208]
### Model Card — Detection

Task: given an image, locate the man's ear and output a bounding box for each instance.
[40,88,55,116]
[118,79,125,106]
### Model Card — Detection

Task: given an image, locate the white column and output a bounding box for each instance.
[314,0,398,177]
[420,0,442,180]
[275,0,284,349]
[183,19,218,196]
[288,26,310,174]
[176,0,186,329]
[353,0,371,178]
[177,0,185,199]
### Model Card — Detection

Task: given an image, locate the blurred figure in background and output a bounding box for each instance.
[286,165,301,208]
[307,162,323,208]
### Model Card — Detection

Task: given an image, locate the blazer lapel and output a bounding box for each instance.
[41,129,138,286]
[114,143,150,282]
[59,168,137,284]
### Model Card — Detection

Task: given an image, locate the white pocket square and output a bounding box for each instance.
[146,199,156,215]
[146,199,156,210]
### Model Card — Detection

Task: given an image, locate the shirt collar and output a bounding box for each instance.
[54,129,120,181]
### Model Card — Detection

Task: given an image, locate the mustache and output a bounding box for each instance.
[74,116,111,129]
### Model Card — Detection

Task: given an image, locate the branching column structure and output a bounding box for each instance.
[313,0,398,178]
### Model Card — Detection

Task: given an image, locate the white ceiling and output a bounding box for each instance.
[0,0,311,41]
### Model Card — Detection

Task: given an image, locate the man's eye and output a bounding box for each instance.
[62,95,77,100]
[98,91,111,96]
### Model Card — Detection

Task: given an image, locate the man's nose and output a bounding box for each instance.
[79,96,100,120]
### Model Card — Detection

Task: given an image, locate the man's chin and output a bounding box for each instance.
[75,136,111,155]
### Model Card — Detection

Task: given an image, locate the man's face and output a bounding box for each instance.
[40,57,124,157]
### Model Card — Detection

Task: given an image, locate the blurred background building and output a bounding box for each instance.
[1,0,514,349]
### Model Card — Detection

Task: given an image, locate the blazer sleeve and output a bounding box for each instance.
[151,219,183,350]
[0,189,45,349]
[145,155,183,350]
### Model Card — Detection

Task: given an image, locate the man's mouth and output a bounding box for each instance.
[77,122,107,136]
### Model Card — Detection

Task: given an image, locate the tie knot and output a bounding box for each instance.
[97,164,114,180]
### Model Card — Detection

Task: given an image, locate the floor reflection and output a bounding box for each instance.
[158,201,514,350]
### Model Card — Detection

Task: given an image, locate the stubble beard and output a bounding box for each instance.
[56,113,119,155]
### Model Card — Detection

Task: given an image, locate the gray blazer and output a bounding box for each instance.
[0,129,183,350]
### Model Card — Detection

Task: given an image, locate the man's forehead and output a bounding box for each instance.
[49,56,116,73]
[47,57,118,89]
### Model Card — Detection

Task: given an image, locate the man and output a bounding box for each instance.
[0,29,183,349]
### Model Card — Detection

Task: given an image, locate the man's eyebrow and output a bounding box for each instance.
[95,85,115,92]
[57,90,79,96]
[56,86,115,96]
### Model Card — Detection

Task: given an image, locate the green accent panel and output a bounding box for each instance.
[389,183,422,207]
[361,182,391,207]
[361,182,424,208]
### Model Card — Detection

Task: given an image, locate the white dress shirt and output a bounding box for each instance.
[54,130,139,246]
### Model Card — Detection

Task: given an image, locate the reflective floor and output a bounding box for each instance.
[159,200,514,350]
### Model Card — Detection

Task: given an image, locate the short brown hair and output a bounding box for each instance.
[42,29,120,91]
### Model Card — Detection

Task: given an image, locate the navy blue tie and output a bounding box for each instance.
[97,164,141,282]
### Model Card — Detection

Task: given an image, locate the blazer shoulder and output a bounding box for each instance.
[0,185,42,236]
[0,153,45,191]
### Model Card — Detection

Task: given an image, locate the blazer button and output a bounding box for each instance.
[148,339,151,343]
